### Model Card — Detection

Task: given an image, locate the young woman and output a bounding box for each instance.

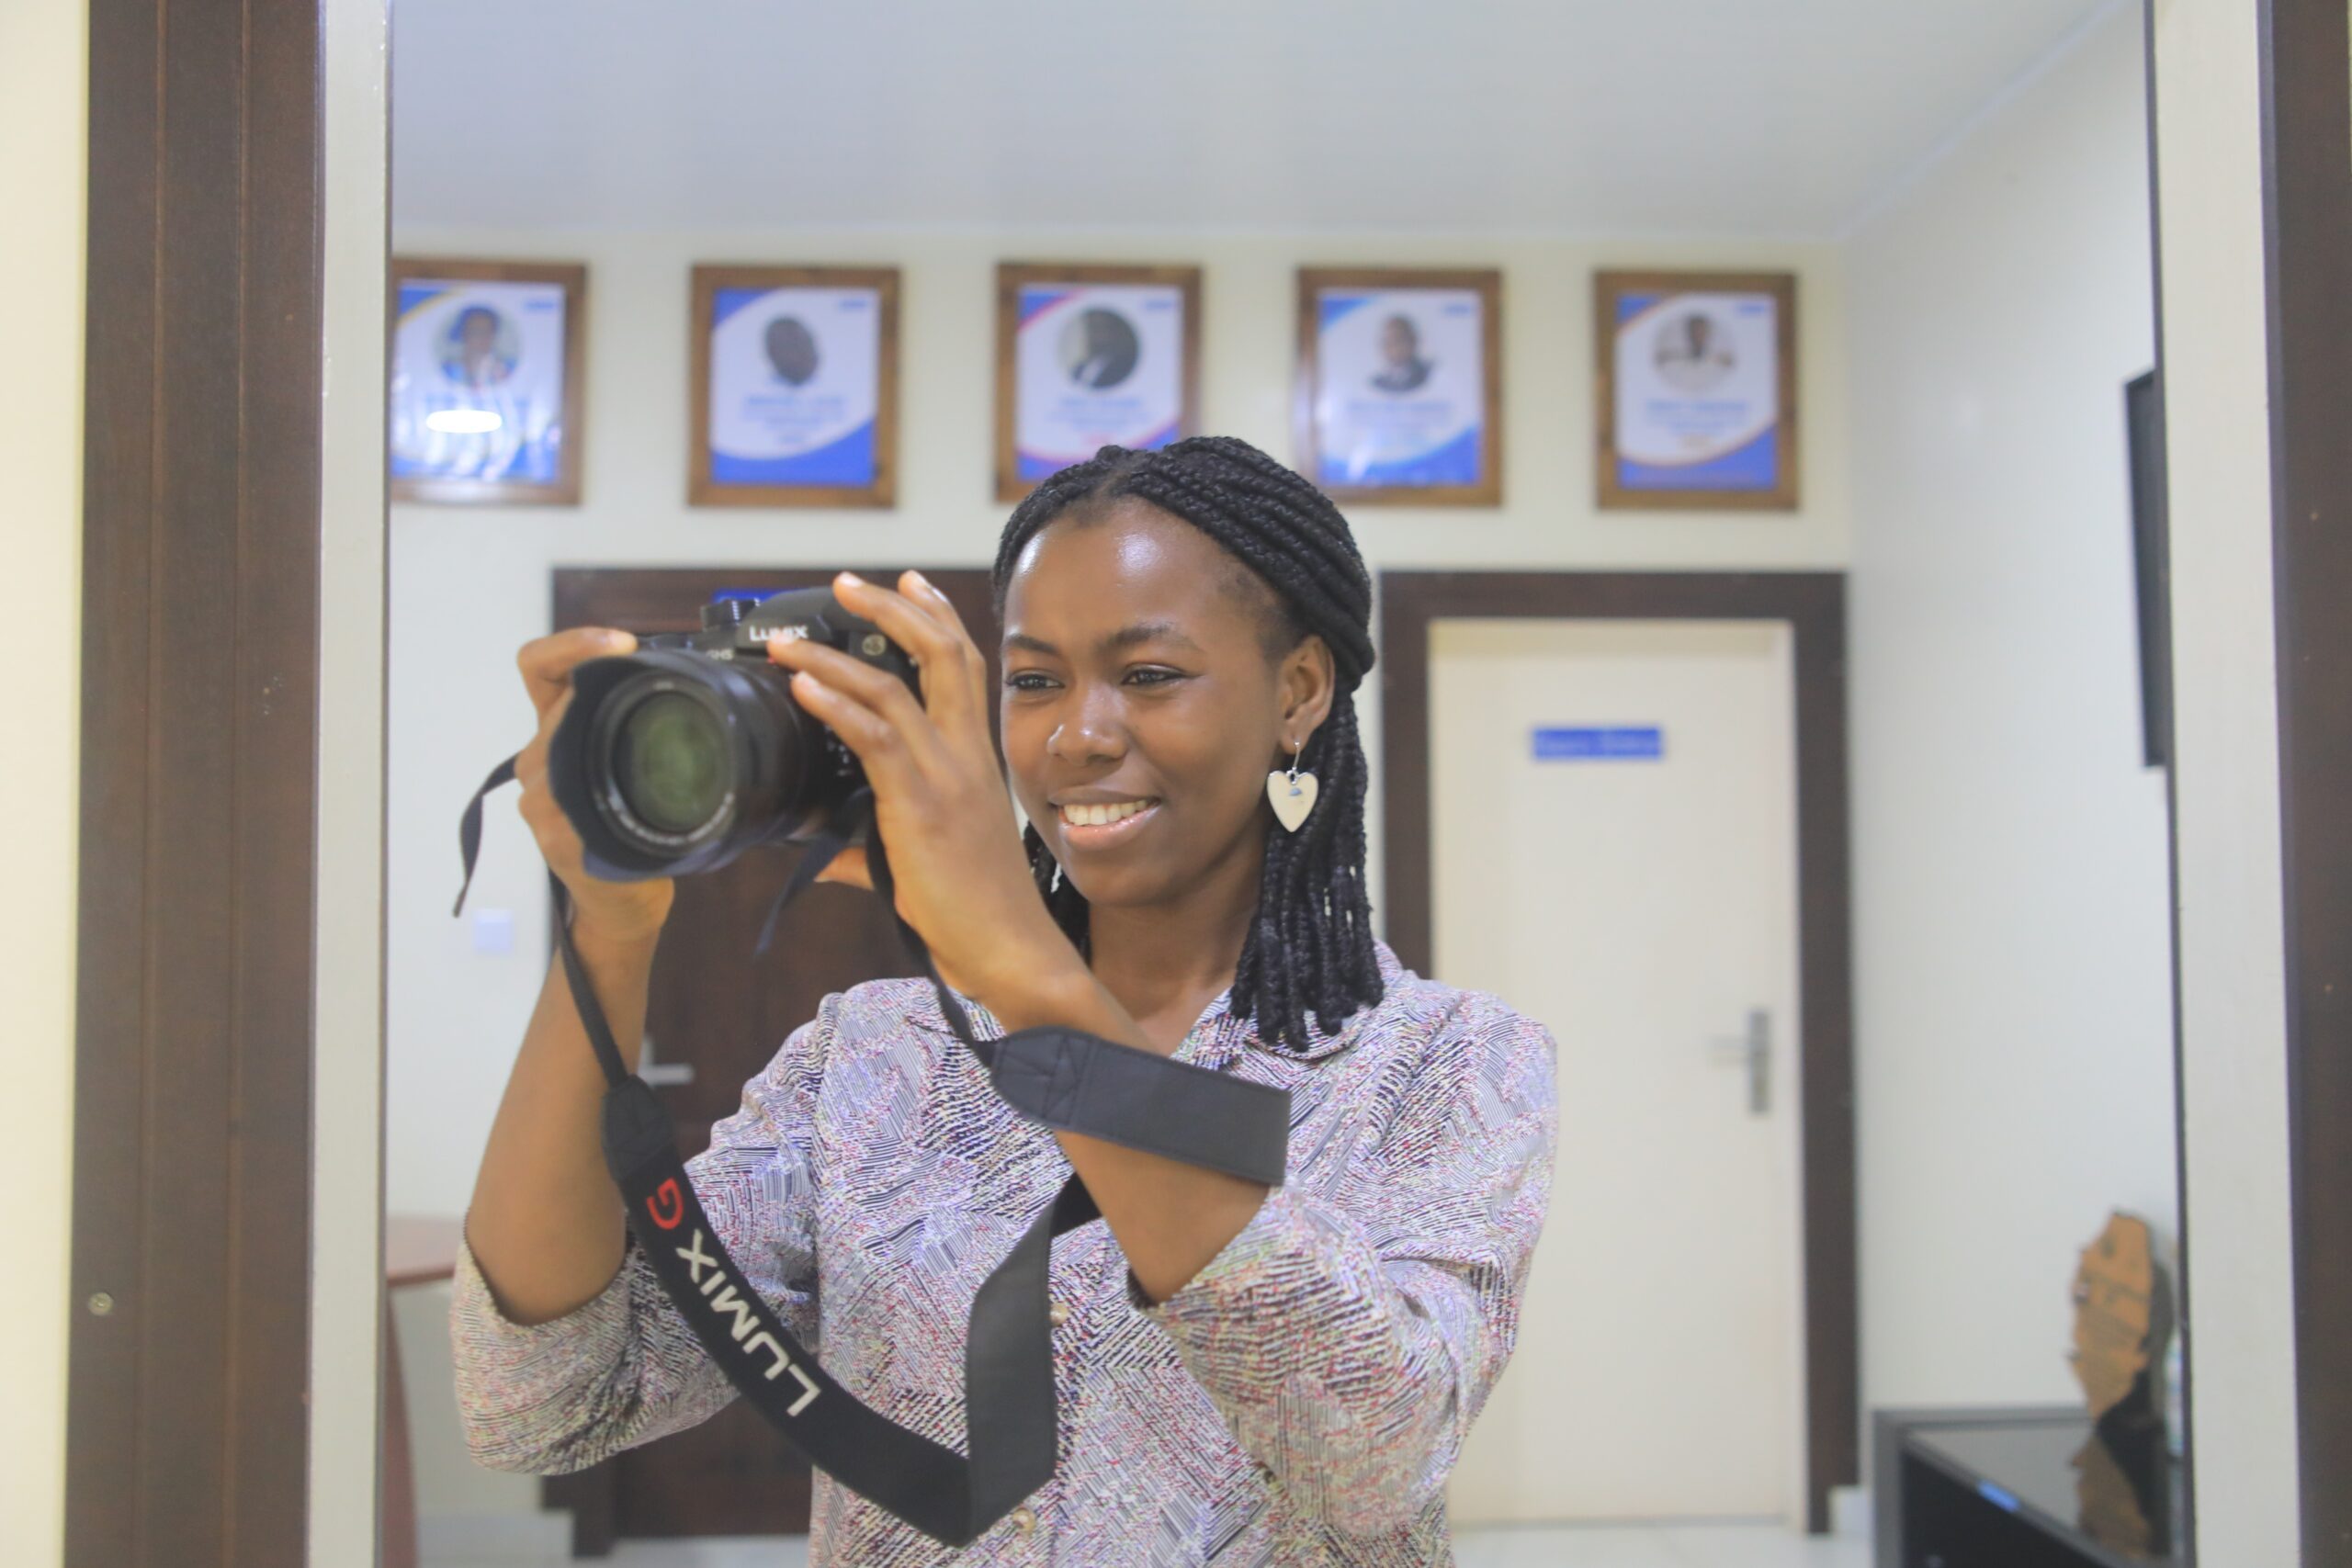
[455,437,1558,1564]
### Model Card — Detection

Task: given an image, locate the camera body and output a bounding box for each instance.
[548,588,917,881]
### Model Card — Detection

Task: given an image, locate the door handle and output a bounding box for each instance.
[639,1033,695,1088]
[1707,1009,1771,1116]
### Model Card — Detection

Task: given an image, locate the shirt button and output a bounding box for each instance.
[1010,1506,1038,1535]
[1048,1300,1071,1327]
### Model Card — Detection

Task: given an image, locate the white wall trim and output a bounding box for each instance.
[2147,0,2303,1560]
[310,1,391,1563]
[0,0,88,1562]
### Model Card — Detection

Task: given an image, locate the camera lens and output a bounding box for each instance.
[546,590,919,882]
[612,690,729,836]
[562,657,804,876]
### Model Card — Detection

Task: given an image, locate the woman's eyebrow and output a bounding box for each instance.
[1002,622,1204,658]
[1103,621,1202,653]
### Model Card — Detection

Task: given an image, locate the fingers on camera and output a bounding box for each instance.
[845,571,955,665]
[901,570,978,648]
[809,651,933,754]
[518,627,628,715]
[786,670,896,758]
[846,571,987,719]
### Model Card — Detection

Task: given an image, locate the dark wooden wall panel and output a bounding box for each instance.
[67,0,325,1563]
[2259,1,2352,1560]
[64,0,162,1559]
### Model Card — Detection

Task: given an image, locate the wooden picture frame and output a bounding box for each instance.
[1594,268,1799,511]
[689,265,901,508]
[994,262,1202,502]
[389,257,587,505]
[1295,266,1504,506]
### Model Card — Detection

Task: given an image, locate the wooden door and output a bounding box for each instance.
[1377,570,1858,1531]
[1434,618,1802,1524]
[546,567,1001,1551]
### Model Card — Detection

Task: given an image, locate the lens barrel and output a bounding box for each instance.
[548,649,804,879]
[544,588,912,882]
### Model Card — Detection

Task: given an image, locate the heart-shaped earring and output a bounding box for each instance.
[1266,740,1319,832]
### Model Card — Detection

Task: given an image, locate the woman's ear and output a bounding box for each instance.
[1279,635,1338,751]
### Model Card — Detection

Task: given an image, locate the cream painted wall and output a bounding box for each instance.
[383,227,1852,1221]
[2148,0,2303,1560]
[1844,0,2177,1424]
[0,0,86,1562]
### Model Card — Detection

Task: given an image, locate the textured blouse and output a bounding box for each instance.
[450,942,1557,1566]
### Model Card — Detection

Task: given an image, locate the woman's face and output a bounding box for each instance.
[1000,500,1333,913]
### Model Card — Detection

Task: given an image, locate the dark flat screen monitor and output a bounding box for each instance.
[2125,369,2171,769]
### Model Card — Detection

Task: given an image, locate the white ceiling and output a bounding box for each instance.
[390,0,2117,236]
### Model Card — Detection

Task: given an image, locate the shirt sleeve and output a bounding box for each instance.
[1132,993,1558,1537]
[449,993,836,1474]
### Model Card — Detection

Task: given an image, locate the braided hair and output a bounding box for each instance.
[991,435,1382,1053]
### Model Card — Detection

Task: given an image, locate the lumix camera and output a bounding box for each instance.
[549,588,917,880]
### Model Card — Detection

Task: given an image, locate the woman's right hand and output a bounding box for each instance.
[513,627,675,943]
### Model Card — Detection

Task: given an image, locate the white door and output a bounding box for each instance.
[1433,617,1805,1524]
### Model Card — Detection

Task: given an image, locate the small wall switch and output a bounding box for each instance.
[471,908,515,956]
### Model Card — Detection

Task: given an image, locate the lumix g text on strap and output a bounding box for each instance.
[456,757,1292,1546]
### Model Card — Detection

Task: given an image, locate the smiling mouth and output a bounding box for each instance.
[1057,797,1160,842]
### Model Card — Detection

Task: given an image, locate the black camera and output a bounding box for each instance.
[548,588,916,881]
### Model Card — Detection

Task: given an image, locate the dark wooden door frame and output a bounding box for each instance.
[2255,1,2352,1559]
[67,0,325,1562]
[1376,570,1857,1533]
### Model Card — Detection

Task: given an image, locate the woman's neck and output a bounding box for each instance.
[1085,843,1263,1052]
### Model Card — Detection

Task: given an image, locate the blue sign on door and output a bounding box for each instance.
[1532,726,1665,761]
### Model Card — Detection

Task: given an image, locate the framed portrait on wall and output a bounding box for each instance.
[1595,269,1798,510]
[690,265,900,508]
[995,262,1200,502]
[389,258,586,504]
[1295,267,1502,505]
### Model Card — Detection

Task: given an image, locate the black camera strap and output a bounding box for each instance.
[456,761,1290,1547]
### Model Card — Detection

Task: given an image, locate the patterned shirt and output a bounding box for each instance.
[450,942,1557,1566]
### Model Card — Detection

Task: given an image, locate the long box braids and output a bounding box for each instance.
[992,436,1384,1053]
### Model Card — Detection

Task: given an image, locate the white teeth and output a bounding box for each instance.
[1063,800,1150,829]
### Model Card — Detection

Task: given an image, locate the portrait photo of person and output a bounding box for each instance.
[997,264,1200,500]
[1059,307,1141,389]
[1369,313,1434,394]
[763,314,821,388]
[439,305,517,389]
[389,259,584,504]
[1296,267,1501,503]
[1652,310,1737,394]
[691,265,899,507]
[1596,269,1797,509]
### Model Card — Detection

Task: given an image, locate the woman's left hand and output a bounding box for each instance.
[765,570,1076,1008]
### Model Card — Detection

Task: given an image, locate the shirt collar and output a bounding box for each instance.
[918,942,1408,1068]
